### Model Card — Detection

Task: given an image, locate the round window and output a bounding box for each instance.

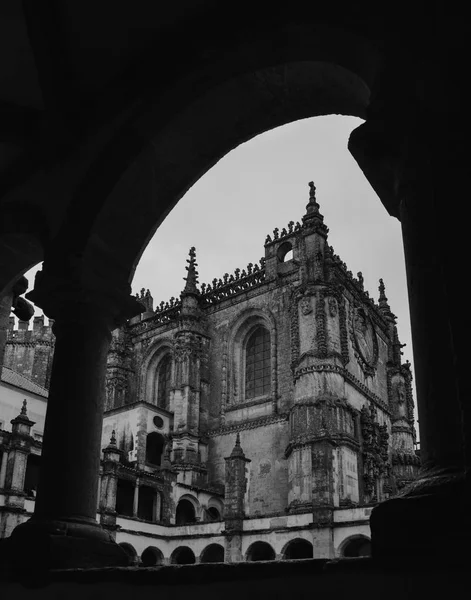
[153,416,164,429]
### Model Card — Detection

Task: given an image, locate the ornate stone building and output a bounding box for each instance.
[0,183,419,564]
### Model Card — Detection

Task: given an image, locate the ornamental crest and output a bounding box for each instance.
[352,307,378,375]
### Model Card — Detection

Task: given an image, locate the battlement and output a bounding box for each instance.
[6,316,55,344]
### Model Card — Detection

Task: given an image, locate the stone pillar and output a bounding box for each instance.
[9,270,143,568]
[99,431,122,533]
[223,433,250,562]
[349,48,469,557]
[133,480,140,517]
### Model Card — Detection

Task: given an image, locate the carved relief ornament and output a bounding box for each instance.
[351,306,378,376]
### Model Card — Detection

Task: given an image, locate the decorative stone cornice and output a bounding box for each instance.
[200,259,266,306]
[207,414,288,438]
[292,363,391,415]
[264,220,302,246]
[285,433,359,458]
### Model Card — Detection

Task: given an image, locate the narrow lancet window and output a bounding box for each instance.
[157,354,171,409]
[245,326,271,399]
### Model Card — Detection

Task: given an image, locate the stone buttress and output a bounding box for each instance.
[171,248,211,487]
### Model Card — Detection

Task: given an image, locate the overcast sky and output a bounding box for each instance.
[24,114,416,404]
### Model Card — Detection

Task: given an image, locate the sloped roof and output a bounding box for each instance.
[1,366,48,398]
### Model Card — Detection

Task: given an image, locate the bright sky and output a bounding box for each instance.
[24,114,417,415]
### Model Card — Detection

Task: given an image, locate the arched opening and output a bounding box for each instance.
[245,325,271,400]
[141,546,164,567]
[118,543,138,566]
[277,241,293,263]
[145,432,165,466]
[175,498,197,525]
[24,454,41,497]
[246,541,276,562]
[171,546,196,565]
[137,485,155,521]
[283,538,313,560]
[341,536,371,557]
[200,543,225,563]
[206,506,221,521]
[116,479,134,517]
[156,354,172,409]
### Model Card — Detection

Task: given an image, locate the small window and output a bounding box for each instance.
[153,416,164,429]
[245,326,271,400]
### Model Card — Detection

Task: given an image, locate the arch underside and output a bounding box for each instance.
[1,22,375,295]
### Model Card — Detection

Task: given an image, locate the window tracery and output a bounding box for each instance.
[245,326,271,400]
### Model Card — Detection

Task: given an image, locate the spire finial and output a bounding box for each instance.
[110,430,117,446]
[302,181,328,236]
[230,432,245,458]
[21,399,27,415]
[182,247,200,296]
[378,278,389,307]
[307,181,320,213]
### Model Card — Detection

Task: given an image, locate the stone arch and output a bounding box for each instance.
[277,241,294,263]
[139,339,174,405]
[140,546,164,567]
[118,542,138,566]
[77,50,373,301]
[338,534,371,557]
[175,494,200,525]
[145,431,165,466]
[246,541,276,562]
[205,496,224,521]
[227,308,278,407]
[281,538,313,560]
[170,546,196,565]
[200,543,225,563]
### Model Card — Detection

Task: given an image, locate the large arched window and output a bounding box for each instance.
[156,354,171,409]
[245,326,271,400]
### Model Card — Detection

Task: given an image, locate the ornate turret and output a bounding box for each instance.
[172,247,210,486]
[224,433,251,560]
[378,279,396,324]
[179,247,203,320]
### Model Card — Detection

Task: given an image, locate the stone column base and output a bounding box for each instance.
[6,517,130,569]
[370,471,469,559]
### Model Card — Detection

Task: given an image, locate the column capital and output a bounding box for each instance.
[25,270,144,329]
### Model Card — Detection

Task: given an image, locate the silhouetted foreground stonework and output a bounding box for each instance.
[0,557,467,598]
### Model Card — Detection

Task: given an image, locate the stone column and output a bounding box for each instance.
[99,431,122,533]
[349,49,469,557]
[9,270,143,568]
[133,480,140,517]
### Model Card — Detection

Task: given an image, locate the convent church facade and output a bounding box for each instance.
[0,183,419,565]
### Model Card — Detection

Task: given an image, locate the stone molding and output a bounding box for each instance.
[292,363,391,415]
[207,414,288,438]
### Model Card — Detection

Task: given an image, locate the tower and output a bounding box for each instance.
[170,248,211,487]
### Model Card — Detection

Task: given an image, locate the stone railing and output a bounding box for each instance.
[200,259,266,307]
[264,220,302,246]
